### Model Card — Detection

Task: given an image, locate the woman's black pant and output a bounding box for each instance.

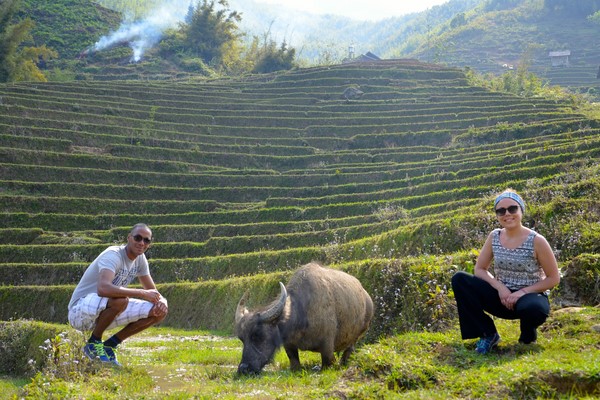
[451,271,550,343]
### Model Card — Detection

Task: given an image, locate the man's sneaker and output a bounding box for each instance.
[83,341,110,363]
[475,332,501,354]
[104,346,122,367]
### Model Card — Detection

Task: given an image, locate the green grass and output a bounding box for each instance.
[580,102,600,120]
[6,307,599,399]
[0,377,30,399]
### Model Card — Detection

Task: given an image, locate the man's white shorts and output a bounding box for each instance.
[68,293,157,332]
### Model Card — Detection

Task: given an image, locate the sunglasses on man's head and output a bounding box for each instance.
[132,234,152,244]
[495,205,520,216]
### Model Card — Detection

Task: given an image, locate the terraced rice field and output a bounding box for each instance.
[1,60,599,334]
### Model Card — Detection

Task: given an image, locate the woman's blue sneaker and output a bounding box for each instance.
[475,332,501,354]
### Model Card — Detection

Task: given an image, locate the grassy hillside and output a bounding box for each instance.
[15,0,600,99]
[405,0,600,98]
[16,0,122,59]
[1,59,599,330]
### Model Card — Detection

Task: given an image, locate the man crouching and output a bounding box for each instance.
[68,223,168,366]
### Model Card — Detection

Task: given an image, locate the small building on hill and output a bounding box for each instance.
[549,50,571,67]
[355,51,381,62]
[343,49,382,64]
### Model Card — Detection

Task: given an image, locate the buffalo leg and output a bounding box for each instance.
[284,345,301,371]
[320,341,336,369]
[320,352,335,369]
[340,345,354,365]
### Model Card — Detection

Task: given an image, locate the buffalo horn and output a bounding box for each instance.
[259,282,287,323]
[235,290,250,324]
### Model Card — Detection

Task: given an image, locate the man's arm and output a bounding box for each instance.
[138,274,168,317]
[97,269,160,303]
[138,274,157,290]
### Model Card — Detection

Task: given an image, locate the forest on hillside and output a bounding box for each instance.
[1,0,600,98]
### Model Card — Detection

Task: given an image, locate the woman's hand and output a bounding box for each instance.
[498,286,514,309]
[501,288,527,310]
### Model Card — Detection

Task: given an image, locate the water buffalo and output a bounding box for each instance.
[235,262,374,374]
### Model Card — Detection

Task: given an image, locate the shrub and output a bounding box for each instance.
[559,253,600,305]
[344,256,475,341]
[179,57,213,75]
[2,322,100,398]
[0,320,78,376]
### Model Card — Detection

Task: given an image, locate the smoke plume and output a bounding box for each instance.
[92,1,188,62]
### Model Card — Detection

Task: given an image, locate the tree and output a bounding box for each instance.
[485,0,521,11]
[450,12,467,29]
[465,46,545,98]
[252,39,296,73]
[10,45,57,81]
[184,1,194,24]
[183,0,241,65]
[0,0,26,81]
[0,0,57,82]
[544,0,600,16]
[589,10,600,24]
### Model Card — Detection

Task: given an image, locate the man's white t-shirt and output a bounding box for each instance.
[68,244,150,310]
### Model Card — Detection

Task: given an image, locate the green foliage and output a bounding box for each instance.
[178,57,213,75]
[157,28,188,61]
[353,309,600,398]
[400,0,600,101]
[0,0,23,81]
[181,0,241,65]
[486,0,525,11]
[1,21,599,396]
[0,228,43,245]
[349,258,465,341]
[0,262,87,285]
[465,64,556,100]
[0,286,72,324]
[0,0,54,82]
[449,12,467,29]
[9,44,58,82]
[560,253,600,305]
[0,320,73,376]
[544,0,600,16]
[589,10,600,24]
[16,0,122,59]
[251,39,296,74]
[156,0,246,73]
[372,203,408,223]
[44,66,78,82]
[96,0,162,19]
[28,330,97,381]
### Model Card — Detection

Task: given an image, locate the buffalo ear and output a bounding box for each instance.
[235,290,250,324]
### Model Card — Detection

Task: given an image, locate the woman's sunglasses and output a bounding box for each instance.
[495,205,520,216]
[132,234,152,244]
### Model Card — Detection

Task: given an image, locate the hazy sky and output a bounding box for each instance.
[253,0,450,21]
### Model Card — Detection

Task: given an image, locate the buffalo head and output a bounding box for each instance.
[235,282,287,374]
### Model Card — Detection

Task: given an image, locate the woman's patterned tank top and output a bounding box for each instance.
[492,228,546,292]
